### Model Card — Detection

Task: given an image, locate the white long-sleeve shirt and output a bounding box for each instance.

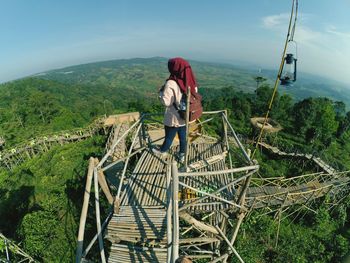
[159,80,186,127]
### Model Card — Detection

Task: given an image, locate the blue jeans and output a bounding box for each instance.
[160,125,186,153]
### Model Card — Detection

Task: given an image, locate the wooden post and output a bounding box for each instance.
[116,123,142,200]
[222,113,251,163]
[172,162,179,262]
[81,212,113,259]
[140,116,147,147]
[166,164,173,263]
[97,119,141,168]
[4,238,10,262]
[222,111,233,171]
[93,167,106,263]
[97,169,114,205]
[222,110,228,151]
[230,213,245,247]
[275,209,282,248]
[76,157,96,263]
[180,212,219,234]
[224,149,253,262]
[215,225,244,263]
[184,88,191,168]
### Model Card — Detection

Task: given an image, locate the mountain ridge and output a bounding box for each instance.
[31,57,350,107]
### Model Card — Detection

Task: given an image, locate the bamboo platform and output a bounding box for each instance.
[258,142,337,174]
[106,141,349,262]
[105,123,130,161]
[108,243,167,263]
[120,142,229,208]
[0,113,141,170]
[76,112,350,263]
[107,206,167,244]
[246,176,350,209]
[107,142,231,262]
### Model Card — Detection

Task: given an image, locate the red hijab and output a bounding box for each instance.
[168,57,198,94]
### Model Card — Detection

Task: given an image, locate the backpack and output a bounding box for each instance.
[174,90,203,122]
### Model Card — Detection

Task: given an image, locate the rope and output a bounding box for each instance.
[252,0,298,159]
[289,0,298,42]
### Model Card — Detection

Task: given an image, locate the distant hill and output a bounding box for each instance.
[1,57,349,146]
[36,57,350,108]
[35,57,257,93]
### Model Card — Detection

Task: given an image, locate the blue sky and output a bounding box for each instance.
[1,0,349,85]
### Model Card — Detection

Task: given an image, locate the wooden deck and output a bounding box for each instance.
[246,176,349,209]
[75,113,350,263]
[119,142,229,208]
[107,142,231,262]
[258,142,337,174]
[106,142,350,262]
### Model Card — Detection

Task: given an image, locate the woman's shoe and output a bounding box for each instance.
[152,147,168,158]
[178,152,185,163]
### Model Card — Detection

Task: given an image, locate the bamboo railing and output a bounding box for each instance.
[74,111,350,263]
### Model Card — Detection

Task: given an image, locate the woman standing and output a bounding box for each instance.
[152,57,200,162]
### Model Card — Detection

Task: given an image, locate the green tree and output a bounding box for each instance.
[28,91,61,124]
[292,97,338,147]
[254,85,275,116]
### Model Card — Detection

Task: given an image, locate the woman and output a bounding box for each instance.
[152,57,199,162]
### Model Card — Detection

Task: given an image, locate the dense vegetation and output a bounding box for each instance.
[203,85,350,262]
[0,58,350,262]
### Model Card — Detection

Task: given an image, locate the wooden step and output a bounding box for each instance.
[106,206,167,244]
[188,151,227,171]
[108,243,167,263]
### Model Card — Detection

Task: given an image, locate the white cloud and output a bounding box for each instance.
[262,12,313,30]
[262,13,290,29]
[325,25,350,39]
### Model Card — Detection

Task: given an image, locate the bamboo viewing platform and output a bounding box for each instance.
[0,112,140,170]
[257,141,337,174]
[75,111,350,263]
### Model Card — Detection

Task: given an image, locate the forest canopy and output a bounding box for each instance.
[0,58,350,262]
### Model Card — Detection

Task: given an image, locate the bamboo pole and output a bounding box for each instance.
[4,238,10,261]
[97,118,141,168]
[275,210,282,248]
[81,211,113,259]
[172,162,179,262]
[215,225,244,263]
[223,148,254,262]
[166,164,173,263]
[180,212,219,235]
[202,110,226,114]
[76,157,96,263]
[141,117,147,147]
[97,169,114,205]
[178,181,245,210]
[93,167,106,263]
[222,111,233,170]
[179,170,256,212]
[222,111,228,152]
[184,88,191,168]
[178,165,259,177]
[101,146,145,172]
[222,113,251,163]
[221,213,245,262]
[116,122,142,201]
